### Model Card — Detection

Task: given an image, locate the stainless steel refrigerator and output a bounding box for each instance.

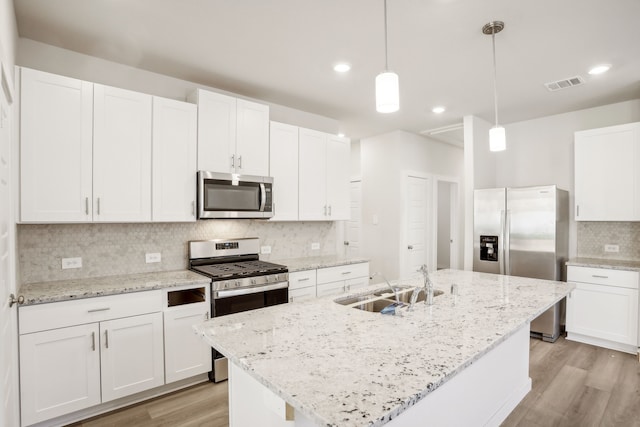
[473,185,569,342]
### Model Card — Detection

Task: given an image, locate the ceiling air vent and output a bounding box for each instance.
[544,76,585,91]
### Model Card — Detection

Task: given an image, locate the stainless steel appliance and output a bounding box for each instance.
[189,237,288,382]
[473,185,569,342]
[197,171,274,219]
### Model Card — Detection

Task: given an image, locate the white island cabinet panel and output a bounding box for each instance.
[152,96,197,222]
[93,84,152,222]
[100,312,165,402]
[20,67,94,222]
[164,304,211,383]
[19,323,101,426]
[269,121,299,221]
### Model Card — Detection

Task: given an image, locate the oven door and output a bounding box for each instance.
[198,171,273,219]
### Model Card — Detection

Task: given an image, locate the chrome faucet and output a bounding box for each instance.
[370,272,400,304]
[409,264,434,309]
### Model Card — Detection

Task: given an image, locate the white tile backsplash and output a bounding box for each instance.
[18,221,339,284]
[576,221,640,261]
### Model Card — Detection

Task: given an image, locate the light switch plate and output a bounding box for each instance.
[61,257,82,269]
[145,252,162,263]
[261,245,272,254]
[311,242,320,250]
[604,244,619,253]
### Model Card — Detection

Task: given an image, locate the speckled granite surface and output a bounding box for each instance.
[194,269,574,427]
[272,255,369,272]
[18,270,210,305]
[567,258,640,272]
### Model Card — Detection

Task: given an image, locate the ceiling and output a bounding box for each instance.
[13,0,640,141]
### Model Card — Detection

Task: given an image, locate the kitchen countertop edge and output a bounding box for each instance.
[270,255,369,272]
[567,257,640,272]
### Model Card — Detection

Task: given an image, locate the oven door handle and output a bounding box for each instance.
[215,281,288,299]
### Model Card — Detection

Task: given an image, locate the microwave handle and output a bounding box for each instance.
[259,183,266,212]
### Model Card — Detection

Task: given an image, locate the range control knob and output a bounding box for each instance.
[235,281,241,287]
[251,279,257,285]
[224,283,229,289]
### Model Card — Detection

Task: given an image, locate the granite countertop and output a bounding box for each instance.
[271,255,369,272]
[194,269,574,427]
[567,257,640,272]
[18,270,211,306]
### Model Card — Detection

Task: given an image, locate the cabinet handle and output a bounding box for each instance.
[298,277,310,282]
[328,205,332,216]
[408,245,414,250]
[592,275,609,279]
[85,197,89,215]
[87,307,110,313]
[323,205,327,216]
[96,197,101,215]
[341,271,351,275]
[104,330,109,349]
[204,312,209,320]
[91,332,96,351]
[576,205,579,217]
[231,155,235,168]
[238,155,242,169]
[289,297,294,303]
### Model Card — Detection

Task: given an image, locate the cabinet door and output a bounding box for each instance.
[345,276,369,293]
[20,68,93,222]
[93,84,152,222]
[152,97,197,222]
[100,312,164,402]
[19,324,100,426]
[269,121,299,220]
[288,286,316,302]
[326,135,350,220]
[316,280,346,297]
[164,304,212,384]
[236,99,269,176]
[567,283,638,346]
[299,128,327,220]
[575,123,640,221]
[195,90,236,173]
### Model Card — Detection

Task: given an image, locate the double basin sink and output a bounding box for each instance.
[335,285,444,313]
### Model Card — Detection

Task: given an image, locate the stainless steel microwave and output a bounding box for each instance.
[197,171,274,219]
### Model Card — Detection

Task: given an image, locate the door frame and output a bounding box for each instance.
[399,170,433,277]
[433,175,461,270]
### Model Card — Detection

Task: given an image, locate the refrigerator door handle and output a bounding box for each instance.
[505,210,511,275]
[499,210,506,275]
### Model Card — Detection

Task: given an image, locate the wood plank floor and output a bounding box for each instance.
[70,337,639,427]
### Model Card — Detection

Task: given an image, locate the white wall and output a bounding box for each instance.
[0,0,17,75]
[17,38,339,133]
[361,130,464,280]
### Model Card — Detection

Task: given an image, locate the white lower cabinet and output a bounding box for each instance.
[316,263,370,297]
[19,324,101,426]
[566,266,639,354]
[163,285,211,384]
[18,291,164,426]
[100,312,165,402]
[288,269,317,302]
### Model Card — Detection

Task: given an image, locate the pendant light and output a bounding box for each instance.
[376,0,399,113]
[483,21,505,152]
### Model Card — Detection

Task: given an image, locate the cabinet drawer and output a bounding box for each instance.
[567,266,639,289]
[19,291,163,334]
[289,269,317,290]
[317,262,369,284]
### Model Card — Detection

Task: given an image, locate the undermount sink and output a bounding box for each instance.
[335,287,444,313]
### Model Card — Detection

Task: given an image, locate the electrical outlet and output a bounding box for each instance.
[61,257,82,269]
[604,244,619,253]
[260,245,272,254]
[311,242,320,250]
[145,252,162,263]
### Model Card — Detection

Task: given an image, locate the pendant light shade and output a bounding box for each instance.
[376,71,399,113]
[483,21,506,152]
[489,126,506,152]
[376,0,399,113]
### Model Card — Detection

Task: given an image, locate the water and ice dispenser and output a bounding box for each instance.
[479,235,499,262]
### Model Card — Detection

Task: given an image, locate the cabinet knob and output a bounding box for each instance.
[9,294,24,308]
[408,245,413,250]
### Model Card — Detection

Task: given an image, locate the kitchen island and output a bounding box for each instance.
[194,269,574,426]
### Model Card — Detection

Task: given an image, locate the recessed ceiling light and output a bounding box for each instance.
[337,133,345,138]
[334,63,351,73]
[588,64,611,75]
[432,106,446,114]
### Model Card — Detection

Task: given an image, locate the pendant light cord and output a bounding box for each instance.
[384,0,389,71]
[492,27,499,127]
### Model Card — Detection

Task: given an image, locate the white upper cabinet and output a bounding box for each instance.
[20,68,94,222]
[574,122,640,221]
[269,121,299,220]
[152,97,197,222]
[190,89,269,176]
[299,128,350,221]
[93,84,152,222]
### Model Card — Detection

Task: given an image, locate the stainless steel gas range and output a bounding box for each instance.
[188,237,289,382]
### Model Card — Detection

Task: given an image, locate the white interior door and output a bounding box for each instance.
[436,179,460,270]
[345,180,362,256]
[401,174,432,278]
[0,65,19,427]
